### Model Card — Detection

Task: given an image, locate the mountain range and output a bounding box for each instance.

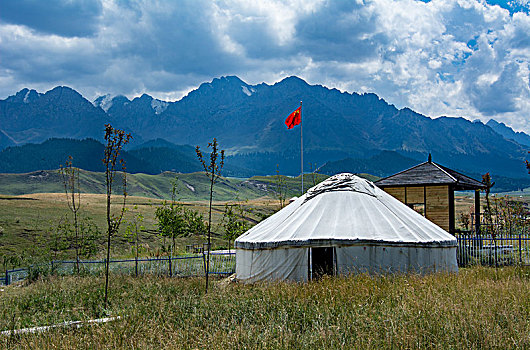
[0,138,254,177]
[1,76,529,183]
[485,119,530,148]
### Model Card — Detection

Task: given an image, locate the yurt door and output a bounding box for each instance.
[311,247,335,279]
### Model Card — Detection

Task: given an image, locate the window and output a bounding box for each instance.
[410,203,425,216]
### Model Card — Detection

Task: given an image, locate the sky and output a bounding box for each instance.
[1,0,530,132]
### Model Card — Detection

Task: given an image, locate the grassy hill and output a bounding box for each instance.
[0,169,335,201]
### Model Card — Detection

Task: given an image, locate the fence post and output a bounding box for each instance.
[5,270,8,286]
[202,250,207,277]
[519,234,522,264]
[492,234,495,267]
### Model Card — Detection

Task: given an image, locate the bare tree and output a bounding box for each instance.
[59,156,82,273]
[275,164,287,209]
[102,124,131,309]
[482,172,495,236]
[196,138,224,293]
[124,205,144,277]
[309,162,320,188]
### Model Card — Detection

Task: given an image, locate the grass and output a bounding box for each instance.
[0,266,529,349]
[0,186,522,270]
[0,169,318,264]
[0,169,332,201]
[0,192,278,266]
[0,170,266,201]
[0,168,328,265]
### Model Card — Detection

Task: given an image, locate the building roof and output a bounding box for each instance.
[374,158,486,190]
[235,173,456,250]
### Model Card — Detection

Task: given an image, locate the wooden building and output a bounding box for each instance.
[375,155,486,234]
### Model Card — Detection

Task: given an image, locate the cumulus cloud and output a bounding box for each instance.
[0,0,529,132]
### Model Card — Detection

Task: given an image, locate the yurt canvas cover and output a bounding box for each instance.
[235,173,458,282]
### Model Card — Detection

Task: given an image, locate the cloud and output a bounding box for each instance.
[0,0,102,37]
[0,0,529,133]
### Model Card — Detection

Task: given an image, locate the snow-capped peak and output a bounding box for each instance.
[23,90,31,103]
[241,86,255,96]
[151,99,168,115]
[93,94,113,112]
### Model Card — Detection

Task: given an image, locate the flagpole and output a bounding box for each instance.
[300,100,303,195]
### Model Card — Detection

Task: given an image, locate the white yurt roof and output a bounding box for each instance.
[235,173,457,250]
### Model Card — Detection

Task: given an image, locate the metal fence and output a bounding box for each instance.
[3,231,529,285]
[1,252,235,286]
[455,230,530,267]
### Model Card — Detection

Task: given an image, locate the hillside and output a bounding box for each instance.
[0,169,330,200]
[0,138,253,176]
[319,151,420,177]
[2,137,529,192]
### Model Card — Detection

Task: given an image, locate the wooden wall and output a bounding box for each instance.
[425,185,449,231]
[385,187,405,202]
[383,185,451,232]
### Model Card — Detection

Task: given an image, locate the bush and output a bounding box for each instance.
[25,264,50,284]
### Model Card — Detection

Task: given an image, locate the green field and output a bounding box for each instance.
[0,170,334,266]
[0,192,279,267]
[0,267,529,349]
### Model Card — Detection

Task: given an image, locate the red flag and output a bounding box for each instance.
[285,106,301,129]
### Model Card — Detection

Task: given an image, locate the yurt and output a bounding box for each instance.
[235,173,458,283]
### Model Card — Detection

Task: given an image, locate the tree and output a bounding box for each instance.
[46,216,71,266]
[482,172,495,236]
[78,216,101,260]
[155,176,189,276]
[102,124,131,309]
[155,202,187,276]
[220,202,250,253]
[184,208,206,237]
[124,205,145,277]
[275,164,287,209]
[59,156,82,273]
[491,197,526,231]
[45,214,100,271]
[309,162,320,188]
[196,138,224,293]
[459,212,470,231]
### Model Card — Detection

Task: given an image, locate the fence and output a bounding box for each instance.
[455,230,530,267]
[1,252,235,286]
[3,231,529,285]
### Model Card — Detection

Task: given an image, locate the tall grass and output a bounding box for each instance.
[1,267,529,349]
